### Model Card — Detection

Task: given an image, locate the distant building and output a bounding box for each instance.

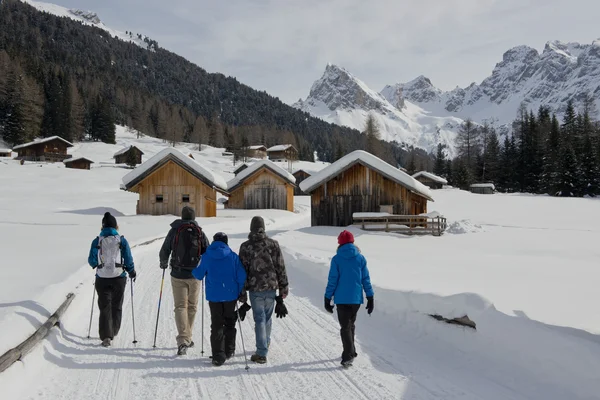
[114,145,144,165]
[64,157,94,170]
[121,148,227,216]
[267,144,298,162]
[246,145,267,159]
[226,160,296,211]
[293,169,312,195]
[300,150,433,227]
[0,149,12,158]
[470,183,495,194]
[13,136,73,162]
[412,171,448,190]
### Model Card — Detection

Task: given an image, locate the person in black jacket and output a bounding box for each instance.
[159,206,210,355]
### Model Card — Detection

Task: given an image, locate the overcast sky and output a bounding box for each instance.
[48,0,600,104]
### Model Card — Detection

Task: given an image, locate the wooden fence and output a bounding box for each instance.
[353,214,447,236]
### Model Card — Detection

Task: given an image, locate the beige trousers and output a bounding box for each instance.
[171,277,201,346]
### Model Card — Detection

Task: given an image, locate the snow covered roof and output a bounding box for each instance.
[300,150,434,201]
[267,144,297,152]
[64,157,94,164]
[114,145,144,157]
[121,147,227,192]
[412,171,448,185]
[13,136,73,150]
[248,145,267,150]
[0,148,12,153]
[227,159,296,191]
[470,183,496,189]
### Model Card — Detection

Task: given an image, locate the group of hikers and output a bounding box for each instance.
[87,206,374,368]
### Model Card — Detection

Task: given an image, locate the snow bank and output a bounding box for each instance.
[446,219,484,234]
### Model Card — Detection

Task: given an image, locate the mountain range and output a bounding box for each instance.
[295,39,600,156]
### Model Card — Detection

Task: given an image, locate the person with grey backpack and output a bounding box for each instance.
[88,212,136,347]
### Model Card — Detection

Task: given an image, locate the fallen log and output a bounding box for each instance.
[0,293,75,373]
[429,314,476,330]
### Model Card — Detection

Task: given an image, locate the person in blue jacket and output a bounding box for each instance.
[324,230,374,367]
[88,212,136,347]
[192,232,246,366]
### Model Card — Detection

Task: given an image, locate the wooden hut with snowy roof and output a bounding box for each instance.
[267,144,298,162]
[121,148,228,216]
[226,160,296,211]
[13,136,73,162]
[114,145,144,165]
[299,150,434,226]
[0,148,12,158]
[64,157,94,170]
[412,171,448,189]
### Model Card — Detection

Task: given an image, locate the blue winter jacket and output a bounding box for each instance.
[192,241,247,302]
[88,228,135,278]
[325,243,374,304]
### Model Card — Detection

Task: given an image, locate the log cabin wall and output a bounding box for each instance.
[130,160,217,217]
[227,168,293,211]
[115,148,143,164]
[310,163,428,226]
[65,160,92,170]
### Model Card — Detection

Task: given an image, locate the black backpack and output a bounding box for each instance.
[173,223,203,268]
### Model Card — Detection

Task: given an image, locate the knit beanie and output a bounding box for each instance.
[182,206,196,221]
[337,230,354,246]
[250,216,265,233]
[102,212,118,229]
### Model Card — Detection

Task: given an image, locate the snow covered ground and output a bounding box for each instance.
[1,128,600,399]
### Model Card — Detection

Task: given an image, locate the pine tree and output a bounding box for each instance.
[406,155,417,176]
[193,115,208,150]
[455,118,480,174]
[556,142,578,197]
[125,148,137,168]
[453,159,472,190]
[209,115,224,148]
[445,159,453,186]
[364,114,382,157]
[484,130,500,184]
[541,114,562,195]
[433,144,446,177]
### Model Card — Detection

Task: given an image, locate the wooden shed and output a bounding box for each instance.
[121,148,228,216]
[293,169,312,195]
[64,157,94,170]
[300,150,434,227]
[267,144,298,162]
[470,183,495,194]
[114,145,144,165]
[13,136,73,162]
[412,171,448,189]
[0,149,12,157]
[226,160,296,211]
[246,145,267,159]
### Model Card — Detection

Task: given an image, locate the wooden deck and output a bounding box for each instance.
[353,213,447,236]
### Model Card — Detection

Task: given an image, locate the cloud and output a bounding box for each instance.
[51,0,600,104]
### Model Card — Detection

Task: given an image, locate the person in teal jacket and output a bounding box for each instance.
[88,212,136,347]
[324,230,374,367]
[192,232,246,366]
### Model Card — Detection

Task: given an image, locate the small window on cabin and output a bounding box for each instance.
[182,194,190,203]
[156,195,164,203]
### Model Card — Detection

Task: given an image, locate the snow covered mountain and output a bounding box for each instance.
[293,64,464,157]
[21,0,156,50]
[382,39,600,125]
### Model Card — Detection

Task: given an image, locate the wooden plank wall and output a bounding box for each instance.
[227,169,293,211]
[310,163,428,226]
[131,160,216,217]
[65,160,91,170]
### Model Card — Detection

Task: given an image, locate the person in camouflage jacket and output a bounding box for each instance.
[238,216,289,363]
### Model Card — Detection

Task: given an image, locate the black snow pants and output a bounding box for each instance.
[209,300,237,362]
[337,304,360,362]
[95,276,127,340]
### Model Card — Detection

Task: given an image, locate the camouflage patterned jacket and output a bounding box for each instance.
[239,231,289,296]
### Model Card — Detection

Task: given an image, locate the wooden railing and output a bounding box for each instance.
[353,214,447,236]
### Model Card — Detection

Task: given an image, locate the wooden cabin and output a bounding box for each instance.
[412,171,448,189]
[114,145,144,165]
[267,144,298,162]
[293,169,312,195]
[300,150,434,227]
[64,157,94,170]
[13,136,73,162]
[121,148,228,216]
[470,183,495,194]
[246,145,267,159]
[0,149,12,157]
[226,160,296,211]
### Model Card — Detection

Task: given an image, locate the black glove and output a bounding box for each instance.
[238,302,251,321]
[238,291,247,304]
[366,296,374,315]
[324,297,334,314]
[275,296,288,318]
[160,262,168,269]
[128,270,137,282]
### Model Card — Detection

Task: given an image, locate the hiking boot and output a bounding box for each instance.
[226,352,234,360]
[250,354,267,364]
[101,338,111,347]
[341,358,354,368]
[188,341,195,348]
[212,358,225,367]
[177,344,188,356]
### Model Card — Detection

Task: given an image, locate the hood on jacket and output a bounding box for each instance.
[336,243,360,259]
[100,227,119,237]
[170,219,199,229]
[205,240,232,260]
[248,216,267,242]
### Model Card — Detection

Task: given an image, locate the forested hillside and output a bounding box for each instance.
[0,0,413,163]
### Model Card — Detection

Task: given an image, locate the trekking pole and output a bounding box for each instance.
[201,279,205,355]
[153,269,166,348]
[87,280,96,339]
[130,279,138,344]
[236,303,250,371]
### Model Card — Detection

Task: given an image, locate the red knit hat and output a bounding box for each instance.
[338,230,354,246]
